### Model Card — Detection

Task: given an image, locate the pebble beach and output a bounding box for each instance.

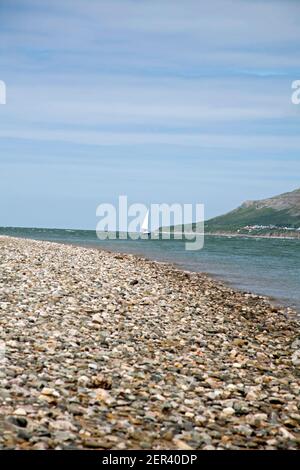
[0,236,300,450]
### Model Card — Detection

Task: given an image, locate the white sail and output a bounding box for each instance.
[141,210,149,233]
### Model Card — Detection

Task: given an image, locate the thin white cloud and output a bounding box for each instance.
[2,75,295,130]
[1,127,300,152]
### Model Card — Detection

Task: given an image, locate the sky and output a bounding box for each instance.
[0,0,300,229]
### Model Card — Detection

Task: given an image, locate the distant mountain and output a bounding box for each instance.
[161,188,300,237]
[204,187,300,236]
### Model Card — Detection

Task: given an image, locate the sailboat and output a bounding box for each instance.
[141,210,150,237]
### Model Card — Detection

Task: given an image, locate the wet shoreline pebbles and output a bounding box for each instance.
[0,236,299,450]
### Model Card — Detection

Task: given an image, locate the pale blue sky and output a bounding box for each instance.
[0,0,300,229]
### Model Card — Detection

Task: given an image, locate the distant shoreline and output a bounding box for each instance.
[159,230,300,240]
[205,231,300,240]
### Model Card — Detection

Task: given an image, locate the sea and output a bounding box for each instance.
[1,226,299,312]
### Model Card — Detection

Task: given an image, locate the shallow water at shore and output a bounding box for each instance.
[1,226,299,311]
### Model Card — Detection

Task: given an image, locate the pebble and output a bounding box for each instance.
[14,408,27,416]
[291,350,300,367]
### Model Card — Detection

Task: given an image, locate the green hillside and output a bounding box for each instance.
[161,188,300,237]
[204,187,300,235]
[205,207,300,232]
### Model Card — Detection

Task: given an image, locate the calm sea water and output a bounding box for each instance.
[1,226,300,312]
